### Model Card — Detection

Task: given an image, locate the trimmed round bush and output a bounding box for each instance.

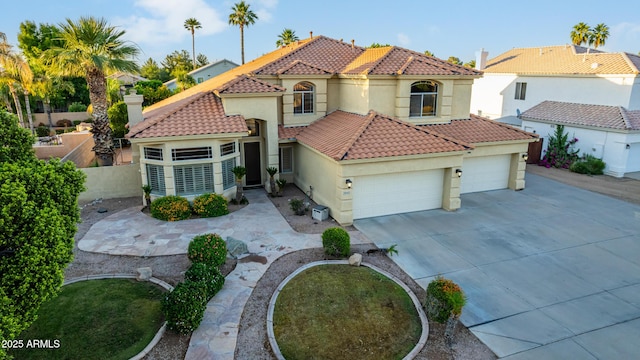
[188,233,227,267]
[185,262,226,300]
[321,227,350,257]
[161,281,208,334]
[35,125,50,137]
[150,195,191,221]
[425,276,466,323]
[192,193,229,218]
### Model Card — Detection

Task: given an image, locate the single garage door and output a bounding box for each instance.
[352,169,444,219]
[461,155,511,194]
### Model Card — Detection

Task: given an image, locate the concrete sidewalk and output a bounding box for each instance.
[78,189,371,359]
[356,173,640,359]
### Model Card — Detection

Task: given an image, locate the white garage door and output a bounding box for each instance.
[461,155,511,194]
[352,169,444,219]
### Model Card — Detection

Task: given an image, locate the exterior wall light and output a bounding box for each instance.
[522,153,529,161]
[626,144,631,149]
[346,179,352,188]
[455,169,462,177]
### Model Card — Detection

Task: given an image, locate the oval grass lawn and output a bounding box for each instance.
[9,278,165,360]
[273,264,422,360]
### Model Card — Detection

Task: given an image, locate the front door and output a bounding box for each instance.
[243,142,261,186]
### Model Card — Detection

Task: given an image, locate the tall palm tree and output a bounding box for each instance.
[184,18,202,70]
[589,23,610,49]
[276,28,299,47]
[570,22,590,46]
[228,1,258,64]
[43,16,139,166]
[0,52,33,129]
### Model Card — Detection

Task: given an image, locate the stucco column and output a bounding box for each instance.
[333,176,354,226]
[442,168,461,211]
[508,153,527,190]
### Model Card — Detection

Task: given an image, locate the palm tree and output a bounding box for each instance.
[589,23,610,49]
[0,52,33,129]
[231,165,247,203]
[184,18,202,70]
[570,22,590,46]
[276,29,299,47]
[228,1,258,64]
[43,16,139,166]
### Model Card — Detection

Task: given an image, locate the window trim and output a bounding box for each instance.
[279,146,293,174]
[515,82,527,100]
[409,81,439,117]
[220,142,236,156]
[293,81,315,115]
[222,157,237,190]
[143,147,163,161]
[171,147,213,161]
[145,163,166,195]
[173,163,214,196]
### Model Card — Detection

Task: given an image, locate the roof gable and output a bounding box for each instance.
[217,75,285,94]
[425,115,538,143]
[521,100,640,130]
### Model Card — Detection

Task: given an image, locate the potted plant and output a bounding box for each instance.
[266,166,278,197]
[231,166,247,204]
[142,184,152,208]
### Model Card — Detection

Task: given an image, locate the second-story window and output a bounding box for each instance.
[410,81,438,117]
[293,81,314,114]
[515,82,527,100]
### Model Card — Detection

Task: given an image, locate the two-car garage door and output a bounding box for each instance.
[352,169,444,219]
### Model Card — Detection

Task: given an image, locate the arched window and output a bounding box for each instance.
[293,81,314,114]
[410,81,438,117]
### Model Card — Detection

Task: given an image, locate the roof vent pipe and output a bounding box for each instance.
[310,31,313,38]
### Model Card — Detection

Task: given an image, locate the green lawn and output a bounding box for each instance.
[9,278,165,360]
[273,264,422,360]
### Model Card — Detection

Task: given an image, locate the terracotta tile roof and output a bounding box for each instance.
[278,125,307,140]
[425,115,537,143]
[217,74,285,94]
[484,45,640,75]
[521,101,640,130]
[296,110,471,161]
[276,60,333,75]
[127,92,246,139]
[344,47,481,76]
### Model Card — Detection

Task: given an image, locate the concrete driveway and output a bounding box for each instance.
[354,173,640,359]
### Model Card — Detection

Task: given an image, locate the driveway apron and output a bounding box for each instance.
[355,173,640,359]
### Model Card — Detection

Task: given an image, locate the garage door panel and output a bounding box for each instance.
[461,155,511,194]
[352,169,443,219]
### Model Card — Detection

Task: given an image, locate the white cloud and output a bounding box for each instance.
[397,33,410,47]
[252,0,278,23]
[609,22,640,53]
[113,0,226,48]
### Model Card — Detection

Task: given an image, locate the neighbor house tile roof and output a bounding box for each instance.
[295,110,472,161]
[217,74,285,94]
[127,92,246,139]
[483,45,640,75]
[424,115,538,143]
[521,101,640,130]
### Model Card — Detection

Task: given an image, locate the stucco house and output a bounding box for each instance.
[521,101,640,177]
[470,45,640,125]
[125,35,536,225]
[164,59,239,91]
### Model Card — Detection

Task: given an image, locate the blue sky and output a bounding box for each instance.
[2,0,639,66]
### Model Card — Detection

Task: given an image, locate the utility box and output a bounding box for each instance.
[312,205,329,221]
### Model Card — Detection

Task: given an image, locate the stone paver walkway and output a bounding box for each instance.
[78,189,371,359]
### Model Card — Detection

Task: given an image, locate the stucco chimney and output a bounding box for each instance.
[475,48,488,71]
[310,31,313,38]
[124,89,144,129]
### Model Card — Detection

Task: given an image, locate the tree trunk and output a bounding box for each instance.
[269,175,276,197]
[240,25,245,64]
[235,180,244,203]
[23,91,34,134]
[45,99,53,130]
[86,68,114,166]
[444,313,460,347]
[8,85,24,127]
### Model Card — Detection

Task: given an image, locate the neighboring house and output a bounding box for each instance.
[125,35,536,225]
[470,45,640,125]
[164,59,239,91]
[107,72,147,86]
[521,101,640,177]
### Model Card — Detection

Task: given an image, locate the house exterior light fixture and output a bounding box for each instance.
[455,169,462,177]
[346,179,352,188]
[522,153,529,161]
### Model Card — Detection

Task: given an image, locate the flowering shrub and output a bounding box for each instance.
[188,233,227,268]
[184,262,225,300]
[539,125,579,168]
[192,193,229,218]
[425,276,466,323]
[321,227,350,257]
[161,281,208,334]
[150,195,191,221]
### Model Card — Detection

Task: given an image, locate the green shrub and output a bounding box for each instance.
[161,281,208,334]
[72,120,82,126]
[425,276,466,323]
[321,227,350,257]
[184,262,225,300]
[150,195,191,221]
[570,154,606,175]
[289,197,306,215]
[68,102,87,112]
[35,125,50,137]
[192,193,229,218]
[188,233,227,267]
[56,119,72,127]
